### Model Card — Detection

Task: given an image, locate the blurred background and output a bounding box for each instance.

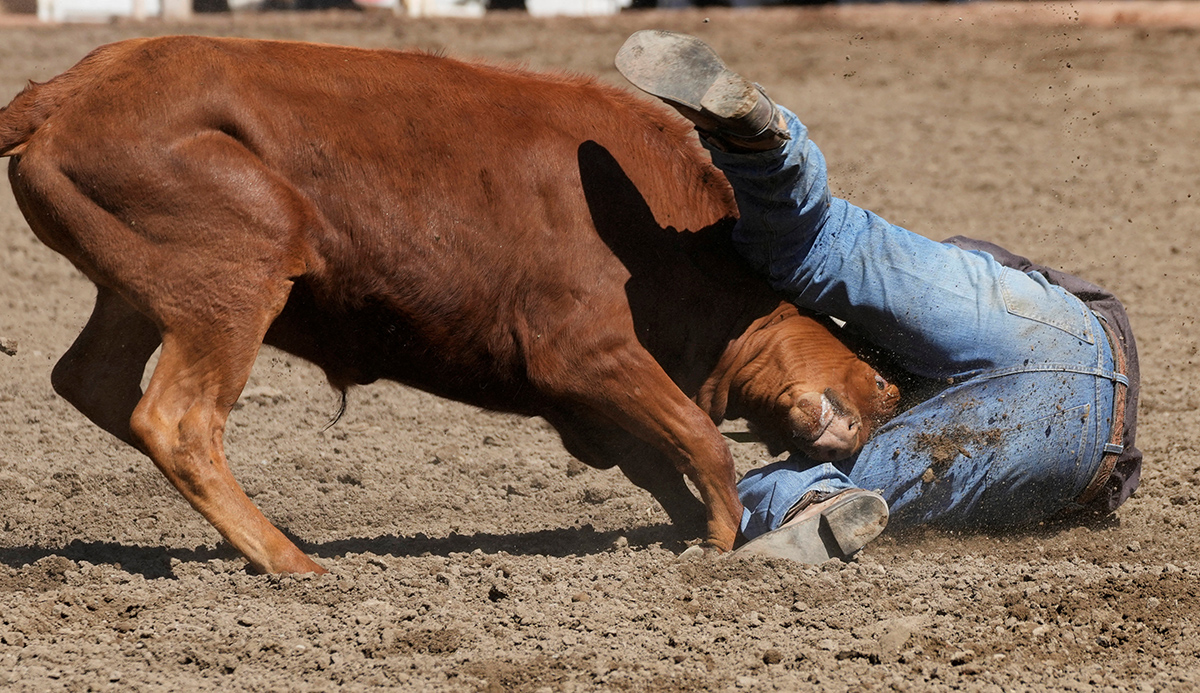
[5,0,925,23]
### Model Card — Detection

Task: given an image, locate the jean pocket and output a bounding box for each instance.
[1000,270,1094,344]
[1008,403,1090,474]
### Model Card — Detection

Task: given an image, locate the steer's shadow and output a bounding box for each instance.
[0,523,687,580]
[303,522,685,562]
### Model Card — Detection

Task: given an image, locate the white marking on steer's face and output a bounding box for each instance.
[819,393,834,429]
[788,390,863,462]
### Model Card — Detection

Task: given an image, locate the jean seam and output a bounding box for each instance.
[951,362,1125,384]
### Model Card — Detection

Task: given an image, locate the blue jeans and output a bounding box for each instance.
[720,108,1127,539]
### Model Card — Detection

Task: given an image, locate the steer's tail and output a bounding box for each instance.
[0,81,54,158]
[1,42,128,158]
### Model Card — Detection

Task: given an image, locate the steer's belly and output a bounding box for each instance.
[262,278,546,415]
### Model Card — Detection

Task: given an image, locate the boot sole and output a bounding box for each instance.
[732,491,889,564]
[615,30,761,122]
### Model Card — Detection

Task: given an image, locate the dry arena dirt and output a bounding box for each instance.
[1,4,1200,691]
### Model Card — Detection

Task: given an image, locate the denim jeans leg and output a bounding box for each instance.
[737,312,1118,539]
[737,459,856,539]
[707,107,1098,380]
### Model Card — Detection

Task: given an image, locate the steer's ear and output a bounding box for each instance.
[696,375,730,423]
[697,317,775,423]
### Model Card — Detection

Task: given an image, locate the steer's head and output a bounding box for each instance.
[698,303,901,461]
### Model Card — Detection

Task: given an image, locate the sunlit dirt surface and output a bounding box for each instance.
[1,6,1199,691]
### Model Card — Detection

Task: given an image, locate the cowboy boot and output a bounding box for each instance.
[734,488,889,563]
[616,29,790,152]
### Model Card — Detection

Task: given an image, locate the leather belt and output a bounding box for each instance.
[1076,315,1129,505]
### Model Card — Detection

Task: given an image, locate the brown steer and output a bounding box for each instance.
[0,37,899,573]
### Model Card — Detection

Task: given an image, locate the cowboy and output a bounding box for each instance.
[616,31,1140,562]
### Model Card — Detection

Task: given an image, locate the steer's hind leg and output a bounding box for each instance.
[129,283,325,575]
[539,345,743,552]
[51,287,162,448]
[53,288,315,571]
[16,133,322,573]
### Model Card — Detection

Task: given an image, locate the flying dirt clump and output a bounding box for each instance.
[914,423,1003,479]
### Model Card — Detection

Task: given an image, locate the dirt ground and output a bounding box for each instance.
[1,4,1199,691]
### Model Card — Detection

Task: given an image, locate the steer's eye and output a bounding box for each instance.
[875,375,888,391]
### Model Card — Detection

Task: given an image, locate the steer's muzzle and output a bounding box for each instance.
[788,389,865,461]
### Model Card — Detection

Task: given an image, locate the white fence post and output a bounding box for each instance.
[37,0,190,21]
[161,0,191,19]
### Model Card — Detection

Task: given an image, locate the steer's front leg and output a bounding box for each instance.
[537,344,743,552]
